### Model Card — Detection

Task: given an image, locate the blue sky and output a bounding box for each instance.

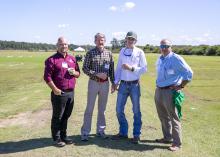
[0,0,220,45]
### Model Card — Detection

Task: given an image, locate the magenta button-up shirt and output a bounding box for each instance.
[44,52,80,90]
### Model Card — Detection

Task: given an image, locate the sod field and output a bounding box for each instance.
[0,50,219,157]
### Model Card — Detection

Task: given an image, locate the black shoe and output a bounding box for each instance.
[131,137,140,144]
[111,134,128,140]
[61,137,73,144]
[155,138,173,144]
[54,139,66,147]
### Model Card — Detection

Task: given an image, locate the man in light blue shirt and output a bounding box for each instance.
[155,39,193,151]
[111,31,147,144]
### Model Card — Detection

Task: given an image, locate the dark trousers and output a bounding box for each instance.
[51,91,74,141]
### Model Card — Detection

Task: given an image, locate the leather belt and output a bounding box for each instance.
[62,89,73,92]
[157,86,172,89]
[121,80,139,84]
[90,77,108,83]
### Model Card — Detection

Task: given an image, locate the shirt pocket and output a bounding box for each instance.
[166,68,175,75]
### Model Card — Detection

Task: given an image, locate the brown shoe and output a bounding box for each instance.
[168,145,181,151]
[96,132,109,139]
[54,139,66,147]
[130,137,140,144]
[155,138,172,144]
[111,134,128,140]
[81,135,89,142]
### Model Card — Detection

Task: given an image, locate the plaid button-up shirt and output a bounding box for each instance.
[82,47,115,84]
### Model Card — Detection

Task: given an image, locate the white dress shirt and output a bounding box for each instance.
[114,46,147,84]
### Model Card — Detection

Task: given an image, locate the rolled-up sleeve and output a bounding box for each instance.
[175,56,193,81]
[82,52,96,77]
[133,50,147,77]
[44,58,53,83]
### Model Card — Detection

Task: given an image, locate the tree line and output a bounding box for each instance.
[111,38,220,56]
[0,40,95,52]
[0,40,220,56]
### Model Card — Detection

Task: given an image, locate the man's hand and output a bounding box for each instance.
[96,73,107,80]
[53,88,62,95]
[111,84,115,93]
[68,68,80,77]
[47,81,62,95]
[122,64,132,71]
[111,84,119,93]
[170,85,182,91]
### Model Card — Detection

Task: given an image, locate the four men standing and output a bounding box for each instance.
[44,34,193,151]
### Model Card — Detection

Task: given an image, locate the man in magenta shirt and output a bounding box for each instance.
[44,37,80,147]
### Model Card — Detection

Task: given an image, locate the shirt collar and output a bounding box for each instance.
[56,51,68,58]
[160,51,173,60]
[95,47,106,53]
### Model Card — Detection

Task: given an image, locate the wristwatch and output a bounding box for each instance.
[131,67,135,72]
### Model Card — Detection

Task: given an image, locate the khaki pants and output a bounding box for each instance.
[154,88,182,146]
[81,79,109,135]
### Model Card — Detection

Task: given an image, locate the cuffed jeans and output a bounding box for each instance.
[116,81,142,137]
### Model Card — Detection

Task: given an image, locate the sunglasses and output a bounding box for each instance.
[160,45,170,49]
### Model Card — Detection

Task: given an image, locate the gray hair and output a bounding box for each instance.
[94,33,106,41]
[160,39,172,46]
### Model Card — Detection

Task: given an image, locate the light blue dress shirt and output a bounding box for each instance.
[156,52,193,87]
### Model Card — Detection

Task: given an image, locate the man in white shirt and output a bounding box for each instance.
[111,31,147,144]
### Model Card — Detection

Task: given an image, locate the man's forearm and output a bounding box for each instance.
[47,81,59,91]
[180,80,190,88]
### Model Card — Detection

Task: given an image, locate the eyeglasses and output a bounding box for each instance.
[160,45,170,49]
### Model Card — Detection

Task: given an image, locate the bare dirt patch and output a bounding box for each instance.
[0,108,51,128]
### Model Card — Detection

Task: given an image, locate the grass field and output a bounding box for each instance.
[0,50,220,157]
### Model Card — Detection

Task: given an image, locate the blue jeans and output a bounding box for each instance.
[116,82,142,137]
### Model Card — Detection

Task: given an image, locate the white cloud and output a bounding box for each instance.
[58,24,70,28]
[124,2,135,10]
[109,6,117,11]
[109,2,136,12]
[112,32,126,39]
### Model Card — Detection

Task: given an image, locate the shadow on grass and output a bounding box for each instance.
[0,134,168,154]
[71,134,168,151]
[0,137,52,154]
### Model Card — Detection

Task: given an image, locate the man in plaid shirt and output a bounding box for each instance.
[81,33,115,141]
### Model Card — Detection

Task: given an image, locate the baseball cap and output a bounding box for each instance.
[126,31,137,40]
